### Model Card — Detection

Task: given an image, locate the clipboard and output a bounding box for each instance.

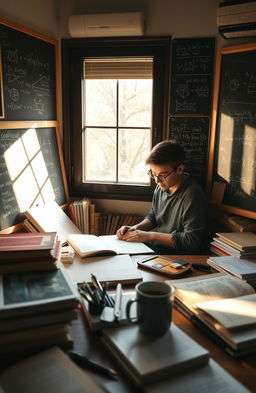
[137,255,192,278]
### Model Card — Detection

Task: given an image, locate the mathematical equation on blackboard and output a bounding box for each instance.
[0,128,66,230]
[170,38,215,116]
[0,24,56,121]
[169,117,209,187]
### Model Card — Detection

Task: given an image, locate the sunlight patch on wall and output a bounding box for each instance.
[240,125,256,196]
[4,128,55,211]
[217,113,234,182]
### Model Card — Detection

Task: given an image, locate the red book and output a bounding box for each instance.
[0,232,58,261]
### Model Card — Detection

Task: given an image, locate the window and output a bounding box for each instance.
[62,37,171,200]
[83,57,153,185]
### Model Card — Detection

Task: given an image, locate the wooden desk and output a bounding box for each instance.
[70,255,256,393]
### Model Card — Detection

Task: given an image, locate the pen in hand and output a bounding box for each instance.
[68,351,118,379]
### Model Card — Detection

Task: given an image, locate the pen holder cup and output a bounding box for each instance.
[89,301,105,315]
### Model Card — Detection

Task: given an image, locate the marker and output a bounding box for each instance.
[68,351,118,379]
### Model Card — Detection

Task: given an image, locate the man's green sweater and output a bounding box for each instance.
[146,175,207,252]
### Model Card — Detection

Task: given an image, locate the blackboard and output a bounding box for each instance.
[210,44,256,217]
[169,117,209,187]
[0,127,67,230]
[0,23,56,121]
[170,37,215,115]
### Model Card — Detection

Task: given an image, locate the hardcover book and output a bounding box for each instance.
[0,346,105,393]
[101,324,209,387]
[0,267,79,319]
[0,232,58,260]
[216,232,256,251]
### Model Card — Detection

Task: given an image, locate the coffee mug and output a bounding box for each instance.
[126,281,175,336]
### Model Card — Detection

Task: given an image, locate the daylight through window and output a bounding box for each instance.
[82,57,153,185]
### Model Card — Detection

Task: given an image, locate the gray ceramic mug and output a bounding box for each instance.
[126,281,175,336]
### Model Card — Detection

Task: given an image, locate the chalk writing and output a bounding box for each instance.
[0,23,56,120]
[214,47,256,212]
[170,38,215,115]
[169,117,209,187]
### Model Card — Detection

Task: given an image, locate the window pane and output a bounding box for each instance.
[118,80,153,127]
[118,129,151,184]
[83,128,116,182]
[83,80,116,126]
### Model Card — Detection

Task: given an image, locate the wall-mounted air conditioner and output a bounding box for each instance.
[217,1,256,38]
[68,12,144,38]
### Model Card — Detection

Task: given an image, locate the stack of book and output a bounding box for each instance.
[210,231,256,258]
[0,232,61,274]
[0,268,79,368]
[101,323,250,392]
[207,255,256,283]
[166,273,256,358]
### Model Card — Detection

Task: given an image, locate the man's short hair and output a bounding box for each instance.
[145,140,185,166]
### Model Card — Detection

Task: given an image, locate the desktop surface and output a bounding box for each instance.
[70,255,256,393]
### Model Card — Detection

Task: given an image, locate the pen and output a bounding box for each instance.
[91,274,115,307]
[114,283,122,321]
[68,351,118,379]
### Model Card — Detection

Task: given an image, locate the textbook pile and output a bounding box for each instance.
[0,232,61,274]
[210,232,256,259]
[0,268,79,368]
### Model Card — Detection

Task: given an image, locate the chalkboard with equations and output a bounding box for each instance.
[0,127,67,230]
[169,117,209,188]
[209,44,256,217]
[0,22,56,121]
[170,37,215,116]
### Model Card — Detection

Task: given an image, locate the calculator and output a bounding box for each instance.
[137,256,192,278]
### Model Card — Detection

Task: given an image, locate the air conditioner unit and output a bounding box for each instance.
[217,1,256,38]
[68,12,144,38]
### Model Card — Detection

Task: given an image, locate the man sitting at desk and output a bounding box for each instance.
[116,140,207,254]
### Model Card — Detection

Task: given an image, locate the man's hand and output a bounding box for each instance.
[116,225,136,239]
[121,229,152,243]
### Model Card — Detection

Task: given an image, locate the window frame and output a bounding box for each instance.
[61,36,171,201]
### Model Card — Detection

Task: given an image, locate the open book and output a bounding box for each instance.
[67,234,154,257]
[166,273,256,357]
[25,201,81,245]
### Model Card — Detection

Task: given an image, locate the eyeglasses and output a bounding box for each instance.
[147,167,178,182]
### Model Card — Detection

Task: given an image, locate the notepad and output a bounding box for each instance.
[62,254,142,286]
